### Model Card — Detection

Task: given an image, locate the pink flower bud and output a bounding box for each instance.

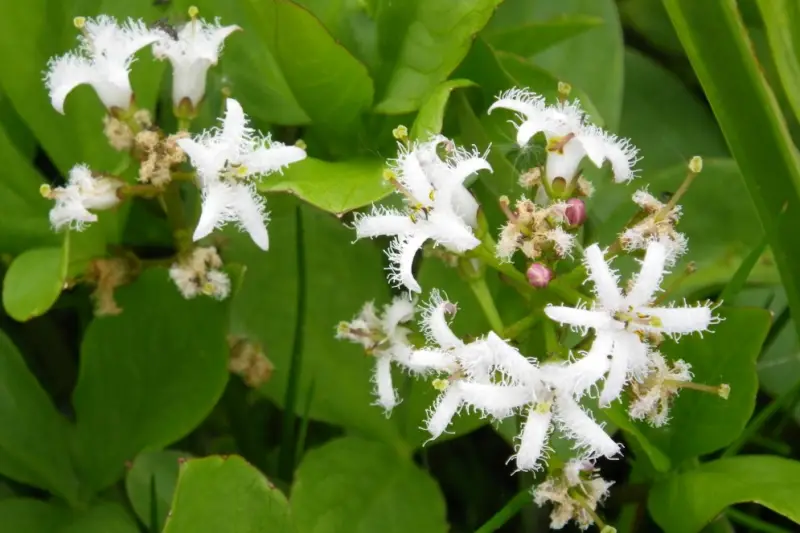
[526,263,553,288]
[565,198,586,226]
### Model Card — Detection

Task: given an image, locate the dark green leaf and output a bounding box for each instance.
[374,0,503,114]
[125,450,190,531]
[636,307,771,463]
[411,79,476,141]
[291,437,447,533]
[483,15,602,57]
[259,158,389,215]
[663,0,800,343]
[163,455,293,533]
[0,331,78,503]
[2,247,65,322]
[73,269,229,492]
[755,0,800,123]
[648,456,800,533]
[0,499,139,533]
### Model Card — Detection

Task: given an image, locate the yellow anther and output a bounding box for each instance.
[73,16,86,29]
[534,401,552,414]
[557,81,572,98]
[188,6,199,18]
[382,169,397,182]
[201,282,215,296]
[39,184,53,198]
[428,190,435,201]
[432,378,449,391]
[648,316,663,328]
[392,125,408,141]
[236,166,248,176]
[718,383,730,400]
[689,155,703,174]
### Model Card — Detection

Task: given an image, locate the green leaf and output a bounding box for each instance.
[618,0,683,55]
[374,0,503,114]
[755,0,800,123]
[483,15,602,57]
[291,437,447,533]
[125,450,190,531]
[602,403,671,472]
[73,268,230,492]
[0,331,78,502]
[663,0,800,344]
[0,499,139,533]
[411,79,476,141]
[2,247,65,322]
[163,455,293,533]
[259,158,390,215]
[635,308,771,463]
[488,0,624,128]
[243,0,374,131]
[648,456,800,533]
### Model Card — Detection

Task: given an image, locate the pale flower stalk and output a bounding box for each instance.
[545,240,719,407]
[353,137,491,293]
[45,164,123,231]
[45,16,161,113]
[177,98,306,250]
[152,16,240,109]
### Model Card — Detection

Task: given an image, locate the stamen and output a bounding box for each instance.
[547,133,576,154]
[656,156,702,221]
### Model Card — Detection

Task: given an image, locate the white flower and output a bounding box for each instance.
[177,98,306,250]
[533,459,614,530]
[152,18,239,108]
[337,296,416,413]
[45,16,161,113]
[353,138,491,293]
[168,246,231,300]
[488,88,639,184]
[622,189,688,266]
[46,164,122,230]
[545,241,719,407]
[629,352,693,427]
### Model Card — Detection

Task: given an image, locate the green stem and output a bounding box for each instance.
[503,314,540,340]
[726,508,792,533]
[162,182,191,254]
[723,378,800,457]
[467,274,504,334]
[474,488,531,533]
[177,117,192,132]
[118,184,161,199]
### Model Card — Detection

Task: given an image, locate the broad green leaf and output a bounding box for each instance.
[603,403,671,472]
[488,0,624,128]
[755,0,800,123]
[636,308,770,463]
[2,247,65,322]
[73,268,229,492]
[483,15,602,57]
[0,331,78,503]
[411,79,476,141]
[163,455,293,533]
[618,0,683,55]
[374,0,503,114]
[648,456,800,533]
[0,499,139,533]
[291,437,447,533]
[242,0,374,131]
[663,0,800,343]
[171,0,309,126]
[0,122,55,254]
[259,158,389,215]
[125,450,190,531]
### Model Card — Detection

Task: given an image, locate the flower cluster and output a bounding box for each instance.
[168,246,231,300]
[41,164,122,230]
[339,89,725,530]
[353,136,491,293]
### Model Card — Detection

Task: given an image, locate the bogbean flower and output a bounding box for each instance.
[43,164,123,230]
[177,98,306,250]
[336,296,416,413]
[45,16,161,113]
[533,459,614,530]
[488,88,639,187]
[621,189,688,265]
[496,196,574,262]
[168,246,231,300]
[353,137,491,293]
[544,240,720,407]
[629,352,695,427]
[152,14,240,109]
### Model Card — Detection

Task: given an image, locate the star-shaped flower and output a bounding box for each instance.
[353,137,491,293]
[488,88,639,185]
[152,17,240,108]
[177,98,306,250]
[544,240,719,406]
[45,164,123,230]
[45,16,161,113]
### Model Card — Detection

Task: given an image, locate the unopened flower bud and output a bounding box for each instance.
[689,155,703,174]
[526,263,553,288]
[565,198,586,226]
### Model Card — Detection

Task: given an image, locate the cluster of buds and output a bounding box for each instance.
[533,460,614,531]
[168,246,231,300]
[135,130,189,187]
[103,109,153,151]
[496,195,575,263]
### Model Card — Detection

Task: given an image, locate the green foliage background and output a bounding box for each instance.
[0,0,798,531]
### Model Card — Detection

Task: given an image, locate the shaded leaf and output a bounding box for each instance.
[483,15,602,57]
[411,79,476,141]
[0,499,138,533]
[125,450,190,531]
[3,247,65,322]
[755,0,800,123]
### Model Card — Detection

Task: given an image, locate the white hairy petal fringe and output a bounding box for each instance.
[638,305,717,336]
[373,355,398,413]
[353,206,415,239]
[513,403,553,472]
[485,332,540,386]
[386,233,428,293]
[405,349,457,374]
[555,393,621,459]
[381,296,415,334]
[231,183,269,251]
[599,332,631,407]
[426,385,463,440]
[420,290,462,349]
[544,305,619,332]
[583,244,624,310]
[458,382,530,419]
[625,240,668,308]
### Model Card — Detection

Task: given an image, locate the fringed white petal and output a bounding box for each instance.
[352,207,415,239]
[583,244,624,310]
[395,145,434,206]
[625,240,668,308]
[44,54,97,114]
[544,305,618,332]
[426,385,463,440]
[555,393,621,459]
[544,140,586,182]
[459,383,530,419]
[514,403,552,472]
[386,233,428,293]
[406,349,457,374]
[485,332,540,386]
[381,296,415,334]
[449,186,479,228]
[231,183,269,250]
[421,291,462,349]
[193,180,237,242]
[422,211,480,252]
[487,88,546,119]
[599,332,630,407]
[547,332,613,397]
[638,305,715,336]
[220,98,252,148]
[373,356,398,412]
[448,155,492,184]
[243,143,307,176]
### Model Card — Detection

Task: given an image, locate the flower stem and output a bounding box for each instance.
[474,487,531,533]
[162,181,191,254]
[726,508,792,533]
[460,257,504,334]
[118,184,161,199]
[503,314,540,340]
